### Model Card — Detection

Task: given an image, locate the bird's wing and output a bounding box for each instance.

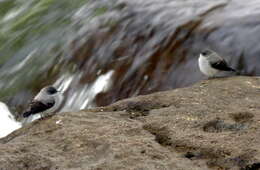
[210,60,236,72]
[23,100,55,117]
[209,52,224,62]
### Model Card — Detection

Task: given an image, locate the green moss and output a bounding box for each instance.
[0,0,15,16]
[94,6,108,17]
[0,0,120,100]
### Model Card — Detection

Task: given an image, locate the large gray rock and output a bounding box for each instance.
[0,76,259,170]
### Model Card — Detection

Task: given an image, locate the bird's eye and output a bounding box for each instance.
[202,52,207,55]
[47,87,58,95]
[201,50,211,56]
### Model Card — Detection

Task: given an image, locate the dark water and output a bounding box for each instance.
[0,0,259,116]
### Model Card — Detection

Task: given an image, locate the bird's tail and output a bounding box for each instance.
[23,111,32,118]
[228,67,236,72]
[21,115,34,125]
[230,68,243,75]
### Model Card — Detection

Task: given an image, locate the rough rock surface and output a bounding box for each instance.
[0,76,259,170]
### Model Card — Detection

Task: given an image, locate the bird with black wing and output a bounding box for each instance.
[22,86,63,123]
[198,49,237,78]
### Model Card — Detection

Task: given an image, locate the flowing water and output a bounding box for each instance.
[0,102,21,137]
[0,0,260,137]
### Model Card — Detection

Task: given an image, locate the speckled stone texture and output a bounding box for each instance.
[0,76,259,170]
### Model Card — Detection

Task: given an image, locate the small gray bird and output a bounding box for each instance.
[198,49,236,77]
[22,86,62,119]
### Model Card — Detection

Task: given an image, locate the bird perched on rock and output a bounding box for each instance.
[198,49,236,78]
[22,86,62,121]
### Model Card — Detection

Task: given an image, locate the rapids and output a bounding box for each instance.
[0,0,259,118]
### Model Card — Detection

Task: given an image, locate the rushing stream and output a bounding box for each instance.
[0,0,259,137]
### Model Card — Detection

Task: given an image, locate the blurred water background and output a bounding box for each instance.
[0,0,260,136]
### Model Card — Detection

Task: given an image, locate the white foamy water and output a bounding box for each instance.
[55,70,114,112]
[0,70,114,137]
[0,102,21,138]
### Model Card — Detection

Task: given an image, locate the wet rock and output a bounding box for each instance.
[0,76,259,170]
[71,0,260,107]
[2,0,260,112]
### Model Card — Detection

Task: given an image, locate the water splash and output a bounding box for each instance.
[55,70,114,112]
[0,102,21,138]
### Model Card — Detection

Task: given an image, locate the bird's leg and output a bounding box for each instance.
[39,113,43,120]
[39,113,47,120]
[39,112,54,121]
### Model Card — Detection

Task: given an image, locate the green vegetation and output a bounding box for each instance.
[0,0,116,100]
[0,0,88,97]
